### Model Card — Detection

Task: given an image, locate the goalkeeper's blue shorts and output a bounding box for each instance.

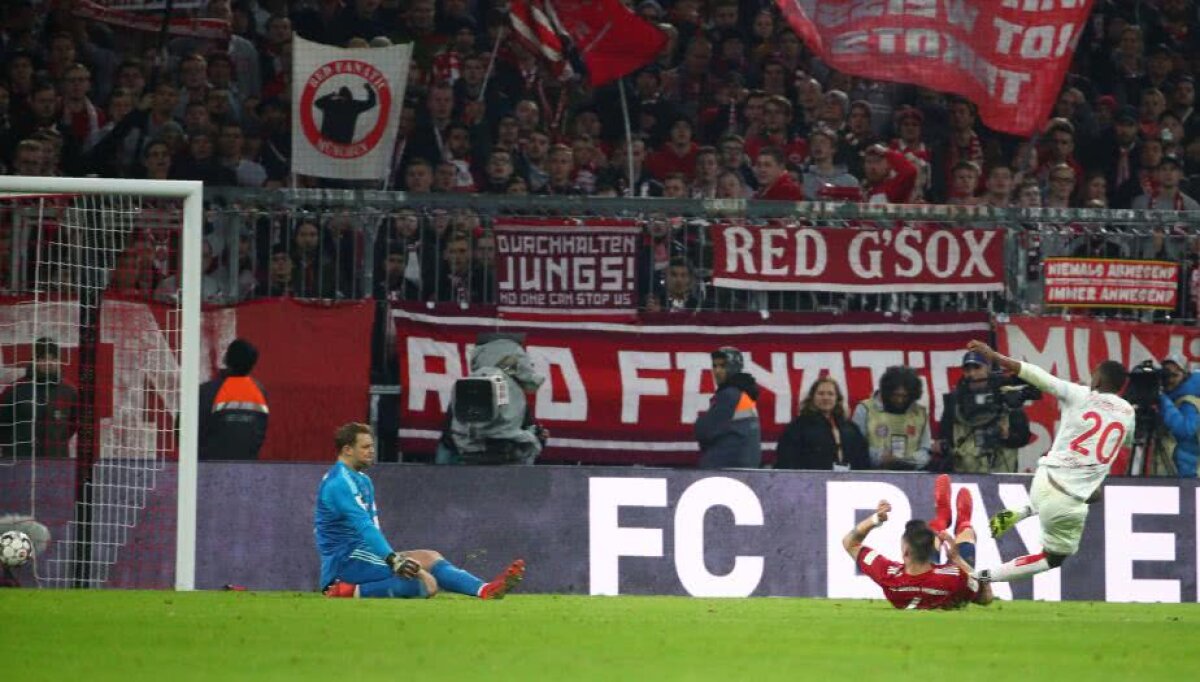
[338,555,428,598]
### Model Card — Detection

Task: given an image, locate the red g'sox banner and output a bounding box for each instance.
[1044,258,1179,310]
[774,0,1095,136]
[493,218,640,317]
[712,224,1004,292]
[394,307,990,465]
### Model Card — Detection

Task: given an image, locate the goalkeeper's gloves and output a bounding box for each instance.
[386,552,421,578]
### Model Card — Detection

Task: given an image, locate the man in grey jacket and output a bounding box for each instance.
[694,347,762,468]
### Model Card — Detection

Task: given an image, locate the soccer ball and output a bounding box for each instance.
[0,530,33,568]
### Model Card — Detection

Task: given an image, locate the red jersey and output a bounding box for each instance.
[856,546,979,610]
[861,149,918,204]
[755,173,805,201]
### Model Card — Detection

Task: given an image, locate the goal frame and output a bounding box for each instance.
[0,176,202,591]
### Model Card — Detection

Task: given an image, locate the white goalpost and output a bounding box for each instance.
[0,177,202,591]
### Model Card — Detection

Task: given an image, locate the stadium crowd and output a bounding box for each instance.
[3,1,1200,315]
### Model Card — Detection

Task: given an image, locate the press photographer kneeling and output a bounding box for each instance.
[935,351,1034,473]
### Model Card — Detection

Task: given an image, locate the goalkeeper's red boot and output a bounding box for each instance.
[955,487,974,537]
[480,559,525,600]
[929,474,952,533]
[323,580,358,598]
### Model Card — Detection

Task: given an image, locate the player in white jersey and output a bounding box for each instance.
[964,340,1134,583]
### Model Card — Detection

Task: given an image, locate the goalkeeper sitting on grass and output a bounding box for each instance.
[315,422,524,599]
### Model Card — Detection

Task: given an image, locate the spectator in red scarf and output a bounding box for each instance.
[753,147,804,200]
[861,143,917,205]
[890,106,931,197]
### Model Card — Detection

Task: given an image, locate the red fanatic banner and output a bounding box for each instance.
[997,315,1200,471]
[394,306,990,465]
[712,224,1004,293]
[0,297,373,462]
[774,0,1094,136]
[494,218,640,316]
[1043,258,1178,310]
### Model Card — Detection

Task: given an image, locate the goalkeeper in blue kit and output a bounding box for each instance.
[315,422,524,598]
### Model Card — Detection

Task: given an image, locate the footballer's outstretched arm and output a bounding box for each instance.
[842,500,891,559]
[966,340,1021,375]
[966,340,1074,400]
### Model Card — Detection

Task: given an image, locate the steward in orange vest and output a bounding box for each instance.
[198,339,268,460]
[694,347,762,468]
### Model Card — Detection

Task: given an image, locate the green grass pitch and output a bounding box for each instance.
[4,590,1199,681]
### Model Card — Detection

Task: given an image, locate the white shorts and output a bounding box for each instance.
[1029,467,1089,556]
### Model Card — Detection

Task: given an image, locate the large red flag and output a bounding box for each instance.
[513,0,666,88]
[774,0,1095,136]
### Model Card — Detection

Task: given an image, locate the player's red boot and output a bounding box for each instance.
[954,487,974,536]
[323,580,358,598]
[480,559,525,600]
[929,474,952,533]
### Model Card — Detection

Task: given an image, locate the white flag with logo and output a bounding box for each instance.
[291,36,411,180]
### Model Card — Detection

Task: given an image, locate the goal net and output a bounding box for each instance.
[0,177,201,590]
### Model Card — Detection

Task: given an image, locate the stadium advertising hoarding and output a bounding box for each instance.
[998,316,1200,470]
[193,464,1200,602]
[711,225,1005,293]
[773,0,1093,136]
[1042,257,1179,309]
[492,219,640,317]
[393,308,991,464]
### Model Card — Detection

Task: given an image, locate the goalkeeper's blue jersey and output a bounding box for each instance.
[313,461,394,589]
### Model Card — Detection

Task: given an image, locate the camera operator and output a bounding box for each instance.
[436,333,548,465]
[934,351,1033,473]
[1157,354,1200,477]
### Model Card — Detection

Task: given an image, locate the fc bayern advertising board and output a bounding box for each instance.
[393,307,991,464]
[194,464,1200,602]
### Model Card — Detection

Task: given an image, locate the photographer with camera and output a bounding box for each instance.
[851,365,931,470]
[1157,354,1200,478]
[934,351,1033,473]
[436,334,548,465]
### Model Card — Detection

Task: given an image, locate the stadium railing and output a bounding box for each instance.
[6,190,1196,321]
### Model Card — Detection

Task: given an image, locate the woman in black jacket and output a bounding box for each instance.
[776,377,871,470]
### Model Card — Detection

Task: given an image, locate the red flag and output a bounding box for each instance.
[509,0,570,78]
[774,0,1095,136]
[73,0,231,41]
[513,0,666,88]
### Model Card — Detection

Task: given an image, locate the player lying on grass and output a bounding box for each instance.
[963,340,1133,584]
[315,422,524,599]
[842,474,992,609]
